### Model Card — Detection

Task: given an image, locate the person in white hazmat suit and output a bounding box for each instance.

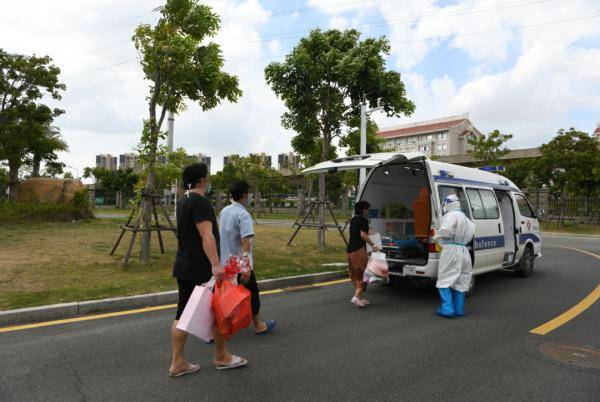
[433,194,476,317]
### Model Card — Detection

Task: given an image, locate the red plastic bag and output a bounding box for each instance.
[213,280,252,339]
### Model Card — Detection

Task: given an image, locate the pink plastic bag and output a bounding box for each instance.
[176,280,215,341]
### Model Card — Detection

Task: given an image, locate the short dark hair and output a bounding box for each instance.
[354,200,370,215]
[230,180,250,201]
[182,163,208,190]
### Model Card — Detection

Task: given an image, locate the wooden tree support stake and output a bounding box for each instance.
[287,200,348,247]
[110,192,177,266]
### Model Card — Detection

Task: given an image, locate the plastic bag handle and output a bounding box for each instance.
[371,251,387,261]
[203,277,216,290]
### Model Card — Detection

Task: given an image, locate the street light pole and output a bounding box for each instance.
[359,97,382,187]
[66,165,79,179]
[167,111,174,153]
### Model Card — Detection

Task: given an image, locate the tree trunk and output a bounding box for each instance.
[253,190,260,217]
[140,125,159,262]
[8,160,19,202]
[558,196,564,231]
[32,156,41,178]
[298,187,305,217]
[317,133,331,249]
[216,192,223,212]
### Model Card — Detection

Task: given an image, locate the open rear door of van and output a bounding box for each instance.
[301,152,426,174]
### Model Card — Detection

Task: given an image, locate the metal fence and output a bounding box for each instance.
[524,188,600,217]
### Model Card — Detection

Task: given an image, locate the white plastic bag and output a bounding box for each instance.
[366,233,383,253]
[364,252,389,284]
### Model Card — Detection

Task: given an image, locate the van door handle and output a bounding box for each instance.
[498,223,501,233]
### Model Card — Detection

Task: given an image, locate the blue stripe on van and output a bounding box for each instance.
[519,233,540,244]
[433,175,519,191]
[474,235,505,250]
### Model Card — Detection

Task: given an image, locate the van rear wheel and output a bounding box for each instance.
[515,246,534,277]
[466,276,475,297]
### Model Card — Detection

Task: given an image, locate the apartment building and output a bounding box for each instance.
[96,154,118,170]
[193,153,212,174]
[118,153,143,172]
[377,113,483,157]
[278,152,301,171]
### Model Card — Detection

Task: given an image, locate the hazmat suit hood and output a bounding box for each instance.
[443,194,461,214]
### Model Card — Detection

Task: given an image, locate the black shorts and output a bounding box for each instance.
[175,278,206,320]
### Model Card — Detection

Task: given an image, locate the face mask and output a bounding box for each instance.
[205,183,212,195]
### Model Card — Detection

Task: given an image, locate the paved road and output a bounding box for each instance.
[1,236,599,401]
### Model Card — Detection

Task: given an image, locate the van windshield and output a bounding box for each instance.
[360,162,431,265]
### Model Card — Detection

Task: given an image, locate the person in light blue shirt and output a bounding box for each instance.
[219,180,276,335]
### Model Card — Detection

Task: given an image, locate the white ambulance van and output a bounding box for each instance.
[303,152,542,287]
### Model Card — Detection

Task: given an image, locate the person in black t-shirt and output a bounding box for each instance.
[169,163,247,377]
[347,201,380,308]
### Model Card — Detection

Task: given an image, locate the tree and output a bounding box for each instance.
[210,156,290,214]
[467,129,513,167]
[43,161,66,178]
[84,167,140,208]
[146,148,196,192]
[265,29,414,247]
[0,49,65,200]
[339,117,384,156]
[132,0,242,261]
[503,158,541,190]
[536,128,600,229]
[63,171,74,179]
[0,165,8,199]
[29,125,68,177]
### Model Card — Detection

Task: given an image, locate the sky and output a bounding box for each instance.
[1,0,599,178]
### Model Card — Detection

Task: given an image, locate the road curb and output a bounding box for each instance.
[542,231,600,239]
[0,270,347,328]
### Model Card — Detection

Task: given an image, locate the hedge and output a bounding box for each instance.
[0,202,93,224]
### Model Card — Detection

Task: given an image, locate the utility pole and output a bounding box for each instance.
[359,97,382,187]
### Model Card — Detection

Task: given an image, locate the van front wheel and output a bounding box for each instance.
[515,247,534,277]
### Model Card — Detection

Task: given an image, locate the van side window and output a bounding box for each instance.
[466,189,486,219]
[439,186,471,217]
[479,189,500,219]
[515,194,535,218]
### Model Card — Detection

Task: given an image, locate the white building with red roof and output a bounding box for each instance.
[377,113,483,157]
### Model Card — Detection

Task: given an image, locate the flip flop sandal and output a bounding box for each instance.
[215,355,248,370]
[169,363,201,377]
[255,319,276,335]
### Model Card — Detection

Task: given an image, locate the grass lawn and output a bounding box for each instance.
[541,222,600,235]
[0,218,347,310]
[93,208,351,223]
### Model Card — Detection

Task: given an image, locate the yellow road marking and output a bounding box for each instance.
[530,244,600,336]
[0,304,177,334]
[260,288,286,295]
[0,277,349,334]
